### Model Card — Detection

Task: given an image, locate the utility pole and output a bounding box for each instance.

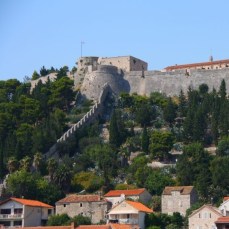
[81,41,85,57]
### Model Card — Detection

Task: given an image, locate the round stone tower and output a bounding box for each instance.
[80,65,130,101]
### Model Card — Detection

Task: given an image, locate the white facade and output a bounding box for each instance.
[0,200,53,227]
[219,200,229,216]
[108,201,152,229]
[189,205,222,229]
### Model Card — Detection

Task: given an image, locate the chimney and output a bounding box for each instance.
[71,222,75,229]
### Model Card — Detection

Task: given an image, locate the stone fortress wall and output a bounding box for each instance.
[78,56,229,101]
[30,56,229,102]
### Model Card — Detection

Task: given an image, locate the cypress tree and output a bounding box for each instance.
[109,110,120,147]
[178,89,187,117]
[164,97,176,125]
[0,147,4,178]
[219,79,226,100]
[141,126,149,154]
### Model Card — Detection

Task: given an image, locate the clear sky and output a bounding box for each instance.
[1,0,229,81]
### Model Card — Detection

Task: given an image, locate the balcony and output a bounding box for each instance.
[0,214,23,219]
[108,218,138,225]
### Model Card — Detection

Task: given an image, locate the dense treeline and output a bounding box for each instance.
[0,67,75,178]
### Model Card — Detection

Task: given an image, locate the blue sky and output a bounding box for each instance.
[1,0,229,81]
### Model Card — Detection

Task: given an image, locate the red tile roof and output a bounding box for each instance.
[223,196,229,202]
[56,195,102,204]
[162,186,194,195]
[19,227,71,229]
[104,189,145,197]
[215,216,229,223]
[126,200,153,213]
[110,224,137,229]
[76,226,110,229]
[1,197,53,208]
[76,224,135,229]
[164,59,229,71]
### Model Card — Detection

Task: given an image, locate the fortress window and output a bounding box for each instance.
[133,59,136,64]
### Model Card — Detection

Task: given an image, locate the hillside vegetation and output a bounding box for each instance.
[0,67,229,209]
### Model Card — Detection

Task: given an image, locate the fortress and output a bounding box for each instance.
[76,55,229,101]
[31,55,229,101]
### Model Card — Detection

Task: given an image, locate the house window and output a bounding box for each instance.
[0,209,11,214]
[127,214,130,219]
[48,209,52,215]
[63,204,66,207]
[14,221,22,226]
[80,203,82,207]
[199,213,201,218]
[204,212,208,219]
[2,221,11,226]
[14,208,23,214]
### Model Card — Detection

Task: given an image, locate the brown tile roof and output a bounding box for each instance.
[0,197,53,208]
[215,216,229,223]
[162,186,194,195]
[56,195,102,204]
[126,200,153,213]
[223,196,229,202]
[104,189,145,197]
[164,59,229,71]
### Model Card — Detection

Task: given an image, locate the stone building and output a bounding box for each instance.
[98,56,148,72]
[55,195,111,224]
[164,57,229,72]
[161,186,198,216]
[189,205,222,229]
[104,188,152,206]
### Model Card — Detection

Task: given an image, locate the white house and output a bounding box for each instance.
[0,197,53,227]
[188,205,222,229]
[219,197,229,216]
[104,188,152,206]
[107,200,153,229]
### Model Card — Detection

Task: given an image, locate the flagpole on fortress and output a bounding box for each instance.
[81,41,85,57]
